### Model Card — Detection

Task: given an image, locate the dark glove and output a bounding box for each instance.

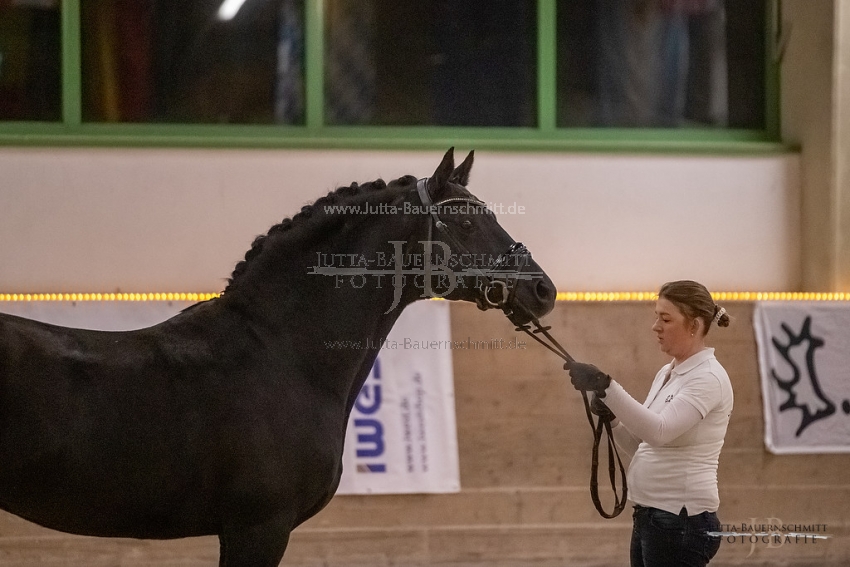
[565,361,611,392]
[590,393,615,421]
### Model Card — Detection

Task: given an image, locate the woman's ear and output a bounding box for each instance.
[691,318,702,336]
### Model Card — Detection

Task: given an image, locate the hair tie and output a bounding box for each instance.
[713,306,726,324]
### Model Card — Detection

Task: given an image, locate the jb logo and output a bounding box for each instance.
[309,240,543,314]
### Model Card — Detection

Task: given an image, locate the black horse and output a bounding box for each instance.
[0,149,555,566]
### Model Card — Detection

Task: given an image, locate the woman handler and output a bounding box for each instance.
[568,280,733,567]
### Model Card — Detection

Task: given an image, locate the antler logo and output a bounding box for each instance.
[770,316,835,436]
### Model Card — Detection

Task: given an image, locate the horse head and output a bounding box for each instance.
[404,147,556,325]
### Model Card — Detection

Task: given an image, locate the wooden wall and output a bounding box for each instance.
[1,301,848,566]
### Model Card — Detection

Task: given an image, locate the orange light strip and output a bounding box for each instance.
[1,292,849,302]
[556,292,850,302]
[0,293,220,302]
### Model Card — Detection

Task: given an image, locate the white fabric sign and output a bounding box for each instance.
[754,302,850,453]
[337,300,460,494]
[0,299,460,493]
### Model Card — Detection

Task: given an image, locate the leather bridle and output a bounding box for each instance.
[416,177,529,315]
[416,177,628,519]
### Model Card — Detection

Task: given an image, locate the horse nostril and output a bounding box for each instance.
[535,279,554,303]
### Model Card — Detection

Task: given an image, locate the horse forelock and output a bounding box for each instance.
[223,175,417,293]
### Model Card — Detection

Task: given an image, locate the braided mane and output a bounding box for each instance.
[224,176,416,293]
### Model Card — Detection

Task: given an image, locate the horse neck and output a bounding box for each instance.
[218,202,424,409]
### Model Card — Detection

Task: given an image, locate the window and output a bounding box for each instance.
[80,0,305,124]
[0,0,779,150]
[0,0,61,121]
[324,0,537,127]
[557,0,766,129]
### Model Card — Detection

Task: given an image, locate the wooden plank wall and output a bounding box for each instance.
[0,301,847,566]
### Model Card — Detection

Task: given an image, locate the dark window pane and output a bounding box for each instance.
[0,0,61,121]
[81,0,305,124]
[325,0,537,127]
[557,0,766,129]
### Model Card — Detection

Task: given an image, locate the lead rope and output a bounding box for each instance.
[415,178,627,517]
[513,318,628,519]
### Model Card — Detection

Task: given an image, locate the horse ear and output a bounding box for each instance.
[429,147,455,199]
[449,150,474,186]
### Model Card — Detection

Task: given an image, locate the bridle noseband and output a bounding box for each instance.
[415,177,628,519]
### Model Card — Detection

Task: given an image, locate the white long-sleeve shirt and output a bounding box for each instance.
[601,348,734,515]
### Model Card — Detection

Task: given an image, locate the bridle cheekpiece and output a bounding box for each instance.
[416,177,530,315]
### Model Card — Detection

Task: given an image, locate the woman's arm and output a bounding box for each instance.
[611,421,641,457]
[602,380,705,446]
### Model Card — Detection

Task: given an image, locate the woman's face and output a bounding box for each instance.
[652,297,697,360]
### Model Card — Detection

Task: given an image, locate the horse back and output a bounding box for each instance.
[0,308,345,538]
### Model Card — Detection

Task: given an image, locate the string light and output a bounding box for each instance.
[0,293,220,302]
[555,292,850,302]
[1,292,848,302]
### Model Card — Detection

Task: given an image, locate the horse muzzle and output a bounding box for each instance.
[476,244,556,325]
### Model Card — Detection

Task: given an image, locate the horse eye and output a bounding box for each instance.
[461,219,473,230]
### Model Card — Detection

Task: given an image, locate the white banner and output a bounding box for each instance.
[337,300,459,494]
[754,302,850,453]
[0,299,460,493]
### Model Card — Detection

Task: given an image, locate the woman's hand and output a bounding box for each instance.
[565,361,612,392]
[590,393,616,421]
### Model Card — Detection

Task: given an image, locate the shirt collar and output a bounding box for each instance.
[670,347,715,376]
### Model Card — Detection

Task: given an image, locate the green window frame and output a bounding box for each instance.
[0,0,787,154]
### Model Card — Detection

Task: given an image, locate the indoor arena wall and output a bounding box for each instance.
[0,148,800,295]
[0,301,846,566]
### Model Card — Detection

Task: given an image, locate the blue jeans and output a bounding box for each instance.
[631,505,722,567]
